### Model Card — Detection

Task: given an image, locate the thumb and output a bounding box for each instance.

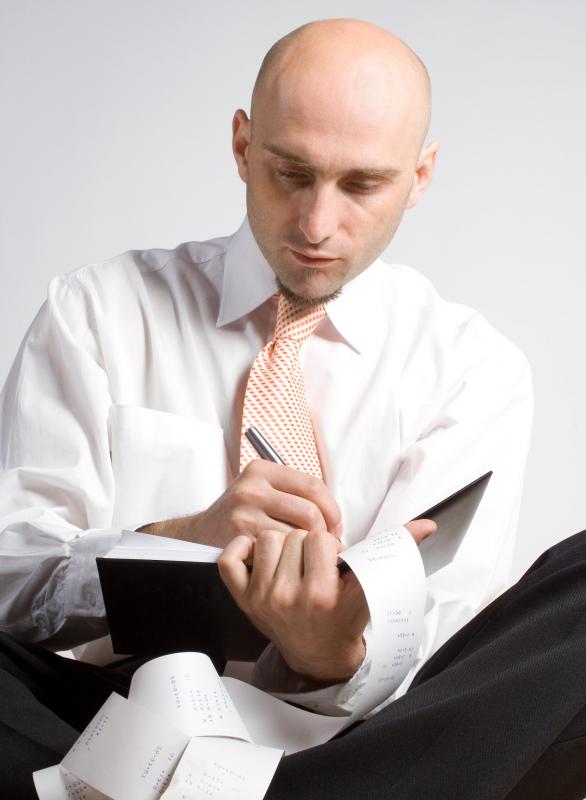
[218,534,255,597]
[405,518,437,545]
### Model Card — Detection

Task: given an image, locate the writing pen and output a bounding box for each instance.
[244,426,350,574]
[244,426,286,464]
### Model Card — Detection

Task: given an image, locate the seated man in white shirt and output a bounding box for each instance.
[0,18,584,800]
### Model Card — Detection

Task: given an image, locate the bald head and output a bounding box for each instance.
[232,19,438,308]
[251,19,431,152]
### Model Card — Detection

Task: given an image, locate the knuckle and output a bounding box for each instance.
[231,482,249,505]
[306,587,336,612]
[304,475,323,498]
[244,459,265,478]
[247,485,267,507]
[231,480,254,504]
[255,529,270,546]
[286,529,308,544]
[257,529,284,548]
[271,583,298,611]
[304,505,325,531]
[233,477,267,509]
[231,509,254,534]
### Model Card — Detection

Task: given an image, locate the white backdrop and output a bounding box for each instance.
[1,0,585,577]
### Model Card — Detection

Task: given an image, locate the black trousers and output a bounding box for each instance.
[1,531,585,800]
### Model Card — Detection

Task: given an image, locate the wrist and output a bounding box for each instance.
[280,636,366,686]
[137,513,202,541]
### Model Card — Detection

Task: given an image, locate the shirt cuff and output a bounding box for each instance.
[32,528,122,648]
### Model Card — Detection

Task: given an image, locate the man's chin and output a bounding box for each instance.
[275,276,342,309]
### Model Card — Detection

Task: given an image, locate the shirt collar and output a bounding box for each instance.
[217,217,278,327]
[324,258,386,354]
[217,216,386,354]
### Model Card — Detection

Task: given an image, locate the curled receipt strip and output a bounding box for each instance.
[33,526,426,800]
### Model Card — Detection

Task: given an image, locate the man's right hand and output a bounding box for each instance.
[137,459,343,547]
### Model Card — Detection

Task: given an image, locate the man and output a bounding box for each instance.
[0,18,584,799]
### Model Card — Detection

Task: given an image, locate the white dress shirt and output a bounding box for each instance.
[0,218,533,713]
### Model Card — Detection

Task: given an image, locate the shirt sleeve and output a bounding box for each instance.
[253,312,534,716]
[379,311,534,697]
[0,275,121,649]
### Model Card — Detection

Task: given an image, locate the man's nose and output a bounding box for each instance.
[298,185,339,244]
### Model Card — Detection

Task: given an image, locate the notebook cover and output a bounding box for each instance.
[96,557,269,668]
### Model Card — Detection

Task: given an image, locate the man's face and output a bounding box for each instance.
[233,63,432,307]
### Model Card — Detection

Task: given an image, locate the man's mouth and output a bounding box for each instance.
[288,248,339,267]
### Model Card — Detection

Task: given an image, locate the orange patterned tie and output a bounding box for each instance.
[240,293,326,478]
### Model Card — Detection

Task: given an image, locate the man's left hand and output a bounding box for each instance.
[218,519,436,685]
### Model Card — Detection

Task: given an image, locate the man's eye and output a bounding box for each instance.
[345,181,378,193]
[275,169,309,182]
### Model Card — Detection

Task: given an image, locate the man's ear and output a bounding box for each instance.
[232,109,251,183]
[406,140,439,209]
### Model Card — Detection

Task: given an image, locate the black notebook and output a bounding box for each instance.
[97,471,492,665]
[96,552,269,669]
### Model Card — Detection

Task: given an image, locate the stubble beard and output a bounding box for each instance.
[274,274,342,309]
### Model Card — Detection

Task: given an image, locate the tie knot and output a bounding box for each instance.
[274,293,326,344]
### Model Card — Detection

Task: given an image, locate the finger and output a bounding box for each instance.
[405,518,437,545]
[248,529,287,594]
[262,489,329,535]
[218,535,255,599]
[243,460,343,536]
[273,530,307,586]
[304,535,370,631]
[247,512,295,538]
[303,530,340,594]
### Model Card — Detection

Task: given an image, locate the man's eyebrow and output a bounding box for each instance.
[263,143,311,165]
[262,143,402,179]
